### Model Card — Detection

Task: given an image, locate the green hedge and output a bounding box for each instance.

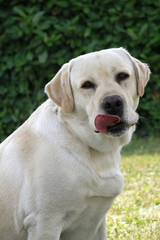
[0,0,160,141]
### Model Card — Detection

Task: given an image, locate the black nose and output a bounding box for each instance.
[102,95,124,117]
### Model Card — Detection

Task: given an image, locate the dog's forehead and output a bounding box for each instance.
[70,49,133,82]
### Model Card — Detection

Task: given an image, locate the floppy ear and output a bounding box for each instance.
[45,63,74,114]
[130,57,151,97]
[121,48,151,97]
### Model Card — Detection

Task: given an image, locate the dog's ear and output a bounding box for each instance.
[45,63,74,114]
[121,48,151,97]
[130,57,151,97]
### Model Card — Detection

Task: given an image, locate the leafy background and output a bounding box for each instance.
[0,0,160,141]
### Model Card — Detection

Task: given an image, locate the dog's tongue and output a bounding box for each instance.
[95,114,121,133]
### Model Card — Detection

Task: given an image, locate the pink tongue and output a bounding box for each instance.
[95,114,121,133]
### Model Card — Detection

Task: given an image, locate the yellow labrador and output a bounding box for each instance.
[0,48,150,240]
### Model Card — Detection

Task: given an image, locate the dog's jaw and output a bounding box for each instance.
[60,108,134,154]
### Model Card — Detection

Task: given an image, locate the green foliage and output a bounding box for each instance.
[0,0,160,141]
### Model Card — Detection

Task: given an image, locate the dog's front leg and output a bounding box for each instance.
[27,230,61,240]
[25,214,62,240]
[27,225,61,240]
[93,217,107,240]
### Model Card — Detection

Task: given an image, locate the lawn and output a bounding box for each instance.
[107,137,160,240]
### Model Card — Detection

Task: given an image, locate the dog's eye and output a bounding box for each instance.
[81,81,95,89]
[116,72,129,82]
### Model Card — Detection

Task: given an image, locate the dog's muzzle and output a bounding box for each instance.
[94,95,129,136]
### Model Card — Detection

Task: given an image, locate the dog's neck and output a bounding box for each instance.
[30,100,132,178]
[59,106,133,154]
[58,105,134,178]
[87,146,120,178]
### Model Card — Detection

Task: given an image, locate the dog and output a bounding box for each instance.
[0,48,150,240]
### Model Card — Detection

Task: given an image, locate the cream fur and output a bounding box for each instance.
[0,48,150,240]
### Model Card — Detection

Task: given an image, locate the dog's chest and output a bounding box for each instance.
[60,172,123,240]
[61,195,113,240]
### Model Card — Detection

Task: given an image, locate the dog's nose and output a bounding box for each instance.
[102,95,124,117]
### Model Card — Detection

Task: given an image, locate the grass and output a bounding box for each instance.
[107,137,160,240]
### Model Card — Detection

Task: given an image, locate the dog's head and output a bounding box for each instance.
[45,48,150,147]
